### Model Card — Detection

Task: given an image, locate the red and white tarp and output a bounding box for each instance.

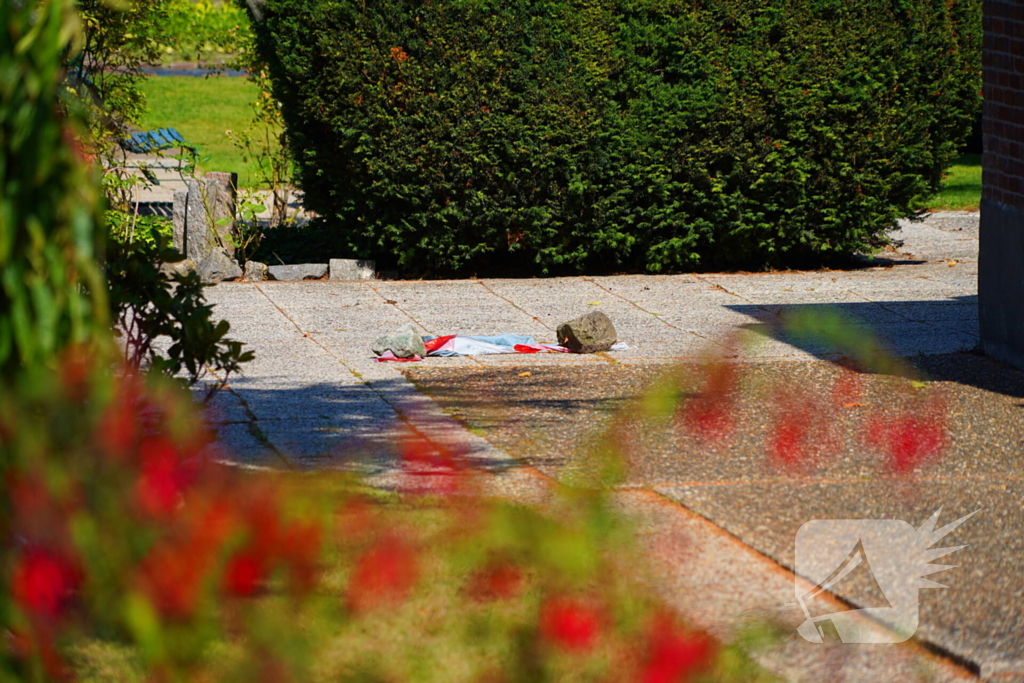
[375,334,627,362]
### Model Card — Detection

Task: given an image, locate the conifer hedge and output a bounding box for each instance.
[245,0,981,275]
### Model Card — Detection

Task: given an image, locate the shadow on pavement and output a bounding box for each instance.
[204,375,519,473]
[721,298,1024,398]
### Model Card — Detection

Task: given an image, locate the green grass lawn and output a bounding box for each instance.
[138,75,274,187]
[930,153,981,211]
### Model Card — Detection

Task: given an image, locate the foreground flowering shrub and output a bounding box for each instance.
[0,350,761,682]
[0,317,951,683]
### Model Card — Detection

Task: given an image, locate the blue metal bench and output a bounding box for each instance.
[120,127,197,156]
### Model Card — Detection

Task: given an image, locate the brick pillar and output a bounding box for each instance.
[980,0,1024,368]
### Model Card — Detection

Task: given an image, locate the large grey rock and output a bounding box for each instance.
[556,310,617,354]
[267,263,328,281]
[204,172,238,257]
[243,260,268,282]
[184,179,218,265]
[160,258,197,279]
[197,248,242,283]
[330,259,376,281]
[179,174,239,265]
[172,190,188,254]
[372,323,426,359]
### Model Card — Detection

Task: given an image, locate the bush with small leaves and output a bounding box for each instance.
[245,0,981,275]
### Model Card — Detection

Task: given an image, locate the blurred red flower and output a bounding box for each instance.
[240,490,283,554]
[830,369,863,406]
[768,406,812,468]
[865,388,948,473]
[139,539,211,620]
[399,434,466,496]
[224,548,266,597]
[96,383,142,459]
[338,497,376,541]
[468,562,524,602]
[867,415,947,473]
[680,361,737,444]
[138,498,234,619]
[57,344,94,400]
[12,548,79,619]
[640,612,713,683]
[281,521,322,595]
[135,435,193,518]
[347,536,418,612]
[539,596,601,652]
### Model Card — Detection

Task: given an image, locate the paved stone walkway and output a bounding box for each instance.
[201,212,1022,681]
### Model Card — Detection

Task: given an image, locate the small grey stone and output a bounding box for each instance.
[556,310,617,353]
[330,258,376,281]
[243,260,268,282]
[197,248,242,283]
[159,258,196,278]
[372,323,426,359]
[267,263,328,281]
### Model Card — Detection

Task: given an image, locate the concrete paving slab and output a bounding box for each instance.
[840,278,974,302]
[739,320,979,358]
[234,339,349,376]
[882,302,980,323]
[202,388,250,425]
[401,349,1024,677]
[931,320,982,340]
[204,422,284,468]
[588,273,704,287]
[231,388,391,422]
[196,211,1007,680]
[892,223,982,262]
[654,480,1022,678]
[614,490,977,683]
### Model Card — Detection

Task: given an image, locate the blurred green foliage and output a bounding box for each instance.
[72,0,172,143]
[162,0,254,62]
[247,0,981,276]
[106,212,173,249]
[71,0,254,145]
[105,234,254,395]
[0,0,109,378]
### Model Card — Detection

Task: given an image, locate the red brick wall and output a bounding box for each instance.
[983,0,1024,210]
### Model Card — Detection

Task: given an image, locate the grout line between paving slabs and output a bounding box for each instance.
[199,364,296,471]
[472,278,559,333]
[583,274,755,354]
[585,264,980,356]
